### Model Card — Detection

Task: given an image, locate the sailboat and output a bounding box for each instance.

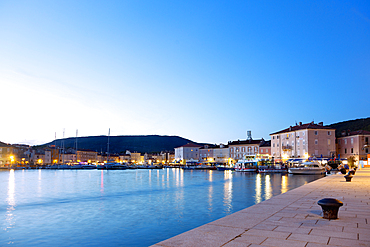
[97,129,128,170]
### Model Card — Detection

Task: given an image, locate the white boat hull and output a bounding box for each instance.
[288,168,325,175]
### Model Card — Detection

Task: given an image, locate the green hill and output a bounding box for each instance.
[41,135,203,154]
[328,117,370,137]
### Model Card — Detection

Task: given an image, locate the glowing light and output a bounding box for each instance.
[304,153,309,160]
[10,155,15,162]
[38,159,42,164]
[282,153,289,161]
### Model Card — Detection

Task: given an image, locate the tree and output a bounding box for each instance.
[347,156,357,168]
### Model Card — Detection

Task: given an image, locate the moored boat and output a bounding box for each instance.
[234,160,257,172]
[288,162,325,175]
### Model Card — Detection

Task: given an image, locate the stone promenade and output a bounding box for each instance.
[152,168,370,247]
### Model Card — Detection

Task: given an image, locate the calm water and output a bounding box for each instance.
[0,168,323,246]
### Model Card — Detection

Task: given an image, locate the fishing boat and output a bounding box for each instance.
[288,162,325,175]
[234,160,257,172]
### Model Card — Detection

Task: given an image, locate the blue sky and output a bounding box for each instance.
[0,0,369,146]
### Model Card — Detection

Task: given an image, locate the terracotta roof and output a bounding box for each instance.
[0,141,12,147]
[342,130,370,137]
[176,143,202,148]
[260,140,271,147]
[228,139,264,146]
[270,122,335,135]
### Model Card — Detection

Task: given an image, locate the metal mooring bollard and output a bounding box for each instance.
[348,170,355,175]
[317,198,343,219]
[344,174,353,182]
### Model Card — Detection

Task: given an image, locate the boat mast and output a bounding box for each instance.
[75,129,78,163]
[107,128,110,162]
[62,128,65,164]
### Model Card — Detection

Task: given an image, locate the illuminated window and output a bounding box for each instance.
[328,139,331,145]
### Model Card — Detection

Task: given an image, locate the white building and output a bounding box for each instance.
[174,143,202,162]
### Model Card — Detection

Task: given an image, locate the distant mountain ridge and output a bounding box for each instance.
[41,135,204,154]
[36,118,370,153]
[328,117,370,137]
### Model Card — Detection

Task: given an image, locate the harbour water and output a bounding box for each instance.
[1,169,324,246]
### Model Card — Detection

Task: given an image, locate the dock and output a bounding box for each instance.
[152,168,370,247]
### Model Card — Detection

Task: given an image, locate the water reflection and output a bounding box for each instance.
[208,179,213,213]
[281,175,288,194]
[255,174,262,203]
[100,170,104,193]
[6,169,16,231]
[175,168,183,187]
[264,175,272,200]
[223,171,233,213]
[208,170,213,182]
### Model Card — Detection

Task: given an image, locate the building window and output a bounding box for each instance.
[328,131,331,135]
[315,139,318,145]
[315,131,318,135]
[345,139,347,144]
[351,148,353,153]
[328,139,331,145]
[277,136,279,139]
[273,136,275,139]
[345,148,347,154]
[351,138,353,144]
[338,140,341,144]
[366,137,369,143]
[273,143,275,147]
[261,149,263,153]
[366,148,368,153]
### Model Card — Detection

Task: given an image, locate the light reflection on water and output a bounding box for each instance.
[5,170,15,232]
[265,175,272,200]
[0,169,323,246]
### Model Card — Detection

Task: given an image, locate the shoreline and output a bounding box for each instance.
[152,169,370,247]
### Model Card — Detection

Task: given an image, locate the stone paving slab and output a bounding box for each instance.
[152,168,370,247]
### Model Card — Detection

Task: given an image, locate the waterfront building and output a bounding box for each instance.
[228,138,265,162]
[76,149,98,163]
[33,152,46,165]
[50,147,60,164]
[130,152,142,164]
[199,145,216,163]
[257,140,271,160]
[336,130,370,162]
[212,144,229,164]
[44,149,52,164]
[174,143,202,162]
[270,121,336,162]
[119,154,131,163]
[0,142,19,167]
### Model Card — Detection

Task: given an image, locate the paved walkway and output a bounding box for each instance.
[152,168,370,247]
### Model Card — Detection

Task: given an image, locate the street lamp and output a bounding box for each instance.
[10,155,15,167]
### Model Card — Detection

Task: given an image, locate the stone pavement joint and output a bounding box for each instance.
[152,168,370,247]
